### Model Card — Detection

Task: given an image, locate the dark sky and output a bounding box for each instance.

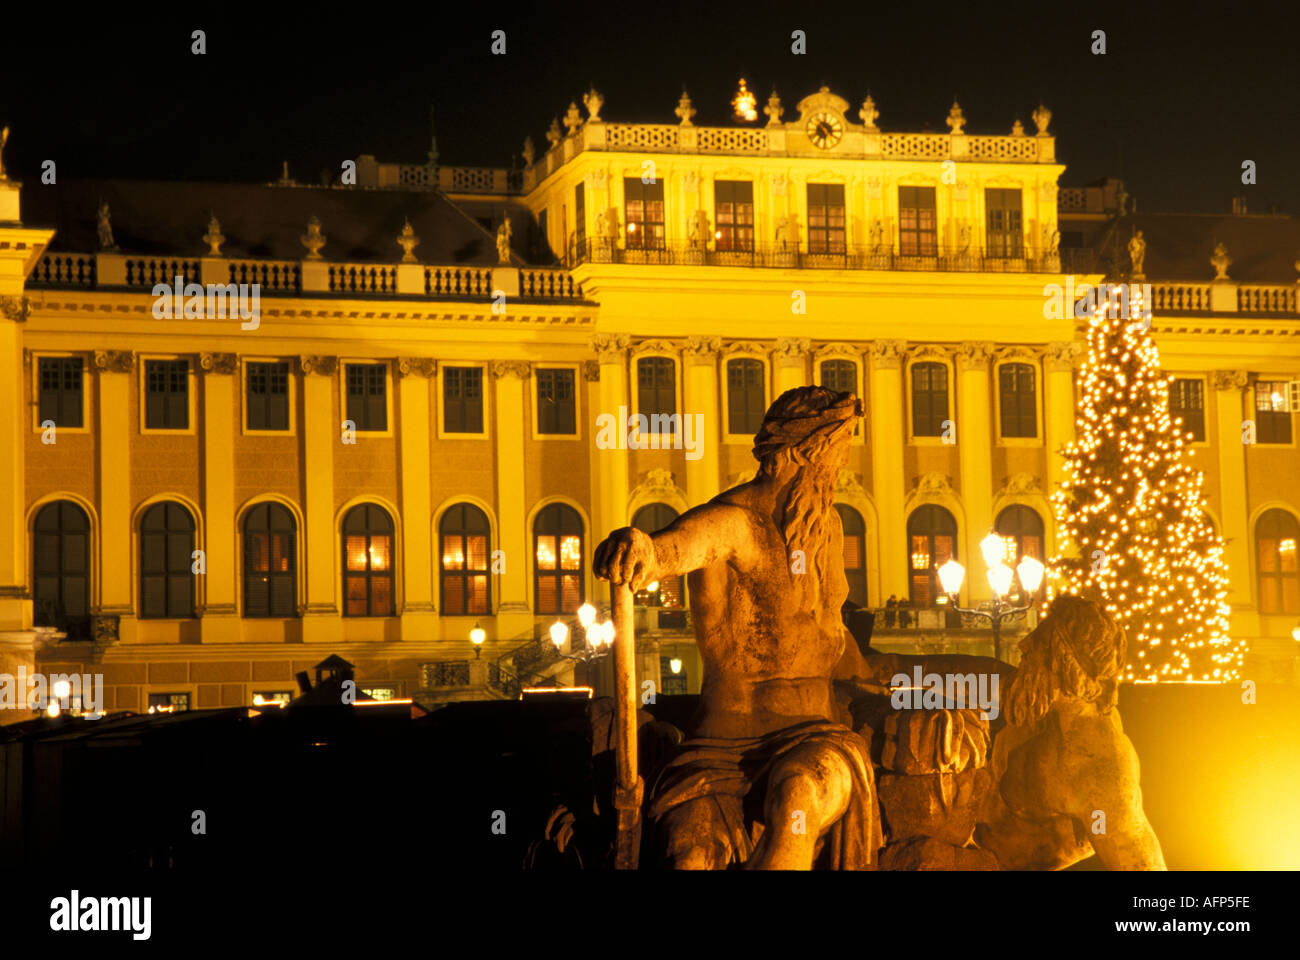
[2,0,1297,215]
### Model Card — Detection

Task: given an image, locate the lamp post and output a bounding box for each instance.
[936,532,1046,663]
[550,614,616,668]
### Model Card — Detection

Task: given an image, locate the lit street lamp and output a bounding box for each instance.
[937,533,1046,662]
[470,622,486,659]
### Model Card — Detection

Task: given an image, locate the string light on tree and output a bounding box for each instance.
[1047,283,1245,682]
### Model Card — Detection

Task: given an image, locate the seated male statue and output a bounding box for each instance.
[594,386,882,869]
[974,596,1167,870]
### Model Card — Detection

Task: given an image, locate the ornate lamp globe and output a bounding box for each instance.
[1017,555,1046,596]
[669,657,683,675]
[937,559,965,597]
[470,622,486,658]
[578,603,597,630]
[980,532,1008,568]
[987,563,1015,598]
[549,621,569,652]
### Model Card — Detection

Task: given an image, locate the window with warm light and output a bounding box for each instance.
[440,503,491,615]
[243,502,297,618]
[806,183,845,254]
[623,178,665,250]
[999,363,1037,438]
[147,692,190,713]
[995,505,1046,602]
[1254,381,1292,444]
[1169,378,1206,442]
[1256,508,1300,615]
[632,503,682,608]
[898,186,937,256]
[727,358,765,436]
[534,503,584,614]
[714,180,754,252]
[140,501,196,619]
[32,500,91,639]
[911,362,949,437]
[908,505,957,605]
[835,504,868,607]
[343,504,395,617]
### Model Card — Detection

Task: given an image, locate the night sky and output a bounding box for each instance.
[2,0,1297,215]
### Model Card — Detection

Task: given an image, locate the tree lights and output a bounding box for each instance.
[1048,287,1245,682]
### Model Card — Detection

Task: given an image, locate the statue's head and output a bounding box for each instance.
[1003,595,1126,727]
[752,386,862,476]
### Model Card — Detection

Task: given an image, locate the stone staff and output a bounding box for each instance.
[609,580,643,869]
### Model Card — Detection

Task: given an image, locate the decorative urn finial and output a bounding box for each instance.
[397,218,420,263]
[1033,104,1052,135]
[1011,118,1025,136]
[764,90,784,127]
[675,91,696,127]
[301,216,326,260]
[583,87,604,122]
[563,102,583,137]
[203,214,225,256]
[522,136,535,166]
[946,100,966,135]
[545,118,562,149]
[858,94,879,130]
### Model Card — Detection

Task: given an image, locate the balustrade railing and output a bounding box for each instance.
[328,263,398,294]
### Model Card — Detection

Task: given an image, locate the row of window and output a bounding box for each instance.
[34,496,1300,637]
[586,179,1025,255]
[40,355,1283,444]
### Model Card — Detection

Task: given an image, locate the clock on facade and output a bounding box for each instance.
[805,112,844,149]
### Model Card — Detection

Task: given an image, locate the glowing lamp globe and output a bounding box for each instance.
[549,621,569,652]
[669,658,683,675]
[578,603,597,630]
[937,559,965,597]
[987,563,1015,598]
[47,701,61,718]
[53,679,72,699]
[1017,555,1046,596]
[646,581,660,594]
[1293,626,1300,643]
[980,532,1007,568]
[469,623,486,647]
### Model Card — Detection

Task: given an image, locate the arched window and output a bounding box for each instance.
[440,504,491,615]
[632,503,682,608]
[726,358,766,436]
[1256,509,1300,615]
[343,504,395,617]
[534,504,584,614]
[140,501,196,619]
[243,503,297,618]
[33,500,91,638]
[907,505,957,606]
[835,504,868,607]
[995,505,1046,602]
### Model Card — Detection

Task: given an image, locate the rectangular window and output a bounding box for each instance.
[637,357,677,433]
[911,362,949,437]
[820,359,860,435]
[246,361,290,431]
[727,359,766,436]
[144,359,189,430]
[1169,378,1206,442]
[806,183,846,254]
[624,178,665,249]
[443,366,484,434]
[998,363,1037,438]
[714,180,755,252]
[659,656,688,696]
[345,363,387,432]
[985,188,1024,258]
[38,357,84,428]
[536,368,576,435]
[1255,381,1292,444]
[147,692,191,713]
[252,691,293,707]
[898,187,938,256]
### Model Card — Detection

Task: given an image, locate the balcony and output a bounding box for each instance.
[569,238,1101,275]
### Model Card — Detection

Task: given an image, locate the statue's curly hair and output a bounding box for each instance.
[1003,595,1127,728]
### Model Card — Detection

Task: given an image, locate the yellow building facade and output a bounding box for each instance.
[1,86,1297,715]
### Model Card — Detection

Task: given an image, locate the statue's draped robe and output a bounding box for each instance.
[647,719,883,869]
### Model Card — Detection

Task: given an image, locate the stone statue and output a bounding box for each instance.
[595,387,883,869]
[521,136,535,167]
[0,126,9,180]
[775,214,799,251]
[687,208,710,249]
[1211,242,1232,280]
[496,219,513,264]
[96,201,117,251]
[973,596,1167,870]
[1128,229,1146,276]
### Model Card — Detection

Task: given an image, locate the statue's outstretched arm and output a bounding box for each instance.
[594,502,752,590]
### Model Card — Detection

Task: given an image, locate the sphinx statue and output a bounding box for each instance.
[594,386,883,869]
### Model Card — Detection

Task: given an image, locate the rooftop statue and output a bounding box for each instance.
[595,386,883,869]
[1128,229,1146,276]
[496,218,513,264]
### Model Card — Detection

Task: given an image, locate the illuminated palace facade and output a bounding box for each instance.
[2,85,1298,715]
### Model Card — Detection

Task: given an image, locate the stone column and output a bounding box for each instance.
[956,342,995,601]
[683,336,721,506]
[94,350,136,639]
[868,340,909,600]
[397,358,437,641]
[300,356,341,644]
[773,337,810,397]
[1214,370,1256,633]
[1044,342,1081,502]
[0,298,34,705]
[199,353,239,642]
[592,334,631,548]
[491,360,533,641]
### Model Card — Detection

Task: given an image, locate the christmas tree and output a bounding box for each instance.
[1049,285,1246,682]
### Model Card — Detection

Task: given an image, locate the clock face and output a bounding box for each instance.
[806,112,844,149]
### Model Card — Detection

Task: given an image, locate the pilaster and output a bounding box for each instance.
[1044,342,1081,502]
[868,340,908,600]
[397,358,437,641]
[683,336,721,506]
[299,355,341,643]
[198,353,239,642]
[93,350,136,639]
[492,360,534,641]
[1213,370,1257,634]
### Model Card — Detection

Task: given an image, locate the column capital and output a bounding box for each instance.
[773,337,811,367]
[683,335,721,364]
[0,295,30,323]
[93,350,135,373]
[1212,370,1249,391]
[490,360,531,380]
[582,360,601,382]
[866,339,907,368]
[955,341,994,370]
[198,352,238,375]
[397,357,437,378]
[297,355,338,376]
[591,332,630,363]
[1045,341,1083,370]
